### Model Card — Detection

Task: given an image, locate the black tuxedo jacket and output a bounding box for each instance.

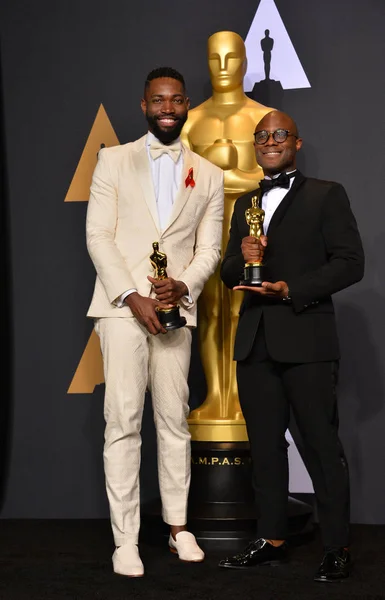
[220,171,365,362]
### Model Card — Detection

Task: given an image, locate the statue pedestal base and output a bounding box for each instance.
[141,441,314,552]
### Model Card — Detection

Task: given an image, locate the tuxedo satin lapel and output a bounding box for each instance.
[131,141,161,233]
[162,147,200,234]
[265,171,306,236]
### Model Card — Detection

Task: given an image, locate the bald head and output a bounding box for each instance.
[256,110,299,137]
[254,110,302,176]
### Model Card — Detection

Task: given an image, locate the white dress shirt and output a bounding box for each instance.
[146,130,183,231]
[261,170,296,234]
[116,131,191,307]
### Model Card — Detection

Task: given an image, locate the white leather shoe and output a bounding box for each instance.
[169,531,205,562]
[112,543,144,577]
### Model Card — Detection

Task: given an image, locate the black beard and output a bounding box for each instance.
[146,112,187,144]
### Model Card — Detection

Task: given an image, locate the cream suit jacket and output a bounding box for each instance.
[86,135,224,326]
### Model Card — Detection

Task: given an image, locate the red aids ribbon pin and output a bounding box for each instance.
[185,167,195,188]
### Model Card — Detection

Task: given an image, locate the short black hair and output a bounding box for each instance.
[144,67,186,94]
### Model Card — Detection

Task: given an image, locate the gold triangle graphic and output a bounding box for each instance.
[65,103,120,202]
[68,329,105,394]
[67,103,119,394]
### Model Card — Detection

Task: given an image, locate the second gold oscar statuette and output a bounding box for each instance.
[149,242,186,331]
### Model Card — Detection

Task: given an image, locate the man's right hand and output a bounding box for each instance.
[124,292,172,335]
[241,235,268,263]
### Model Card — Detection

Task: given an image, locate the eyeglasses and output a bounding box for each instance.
[253,129,297,145]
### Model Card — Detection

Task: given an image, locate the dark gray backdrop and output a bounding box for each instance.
[0,0,384,523]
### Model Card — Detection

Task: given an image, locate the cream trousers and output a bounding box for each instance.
[95,317,192,546]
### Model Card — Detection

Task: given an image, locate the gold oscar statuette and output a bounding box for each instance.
[240,195,265,286]
[181,30,274,441]
[150,241,186,330]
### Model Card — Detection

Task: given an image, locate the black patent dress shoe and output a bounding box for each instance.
[314,547,351,582]
[218,538,288,569]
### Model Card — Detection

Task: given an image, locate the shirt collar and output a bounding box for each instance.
[264,169,297,181]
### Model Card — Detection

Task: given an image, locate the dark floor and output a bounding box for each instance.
[0,520,384,600]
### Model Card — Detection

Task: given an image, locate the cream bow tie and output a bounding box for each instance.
[149,140,181,163]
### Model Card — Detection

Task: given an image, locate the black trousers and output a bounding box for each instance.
[236,321,350,547]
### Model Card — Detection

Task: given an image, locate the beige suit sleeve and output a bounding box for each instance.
[179,168,224,303]
[86,148,136,303]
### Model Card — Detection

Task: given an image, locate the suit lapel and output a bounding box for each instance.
[162,145,200,234]
[131,136,161,233]
[264,170,306,236]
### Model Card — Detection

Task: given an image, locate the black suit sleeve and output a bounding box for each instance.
[220,203,245,289]
[289,183,365,312]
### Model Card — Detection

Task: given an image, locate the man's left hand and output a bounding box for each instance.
[233,280,289,298]
[148,276,188,304]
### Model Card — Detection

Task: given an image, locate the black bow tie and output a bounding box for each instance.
[259,171,296,195]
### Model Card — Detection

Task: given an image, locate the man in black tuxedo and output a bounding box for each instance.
[219,110,364,582]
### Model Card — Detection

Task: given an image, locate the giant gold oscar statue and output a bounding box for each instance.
[181,33,313,548]
[181,31,272,442]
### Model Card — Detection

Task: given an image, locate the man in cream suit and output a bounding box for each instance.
[86,67,224,577]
